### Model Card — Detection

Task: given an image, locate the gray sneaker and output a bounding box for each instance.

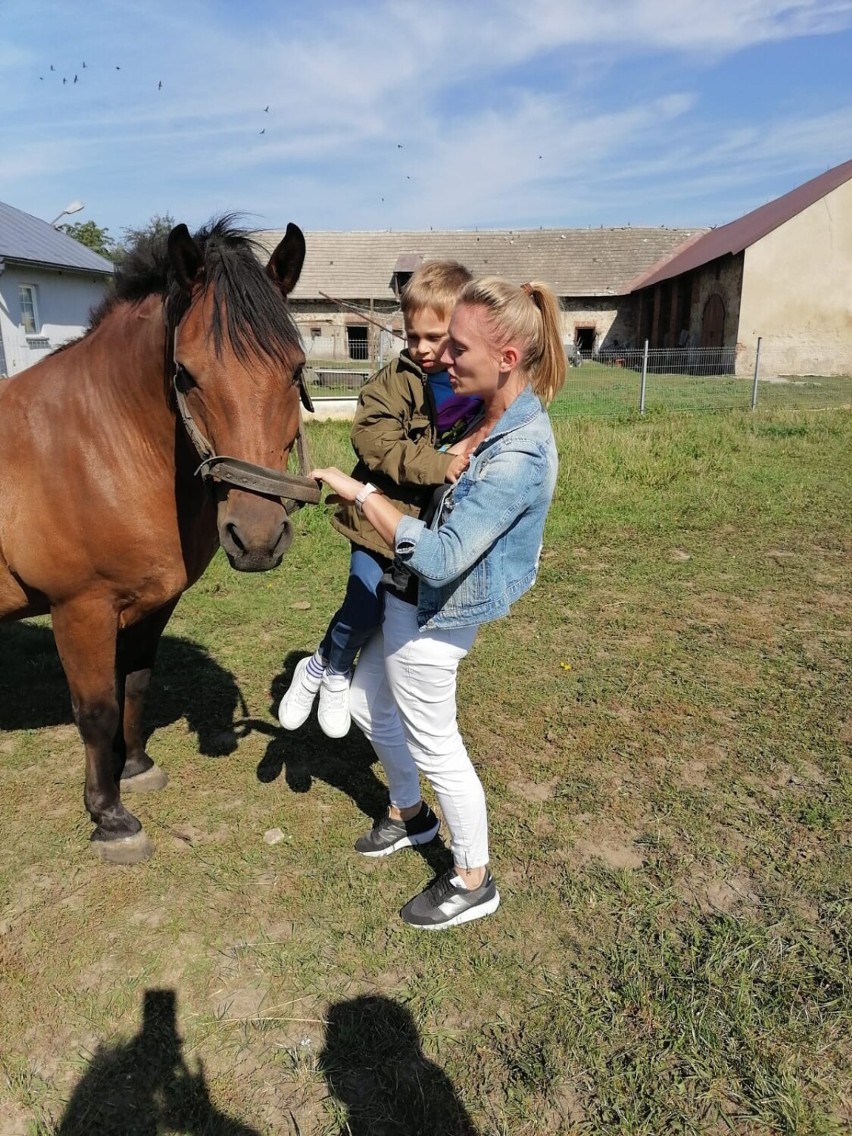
[354,803,440,858]
[400,868,500,930]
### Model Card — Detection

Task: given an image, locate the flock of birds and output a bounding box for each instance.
[37,59,416,201]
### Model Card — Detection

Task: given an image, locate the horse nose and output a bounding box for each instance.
[221,512,292,572]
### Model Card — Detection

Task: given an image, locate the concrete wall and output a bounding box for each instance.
[737,178,852,375]
[0,264,109,376]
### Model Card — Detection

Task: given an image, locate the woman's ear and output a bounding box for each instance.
[500,344,520,372]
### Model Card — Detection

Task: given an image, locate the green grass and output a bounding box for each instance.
[1,409,850,1134]
[549,361,852,418]
[303,359,852,417]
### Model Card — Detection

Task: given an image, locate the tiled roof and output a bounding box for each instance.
[253,227,704,300]
[627,157,852,292]
[0,200,115,274]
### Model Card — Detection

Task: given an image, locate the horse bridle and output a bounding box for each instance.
[171,334,321,513]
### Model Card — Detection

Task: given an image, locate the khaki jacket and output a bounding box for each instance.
[331,352,454,555]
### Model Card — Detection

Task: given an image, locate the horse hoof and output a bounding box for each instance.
[92,829,154,865]
[122,763,169,792]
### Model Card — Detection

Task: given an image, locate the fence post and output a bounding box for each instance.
[639,339,649,414]
[750,336,762,410]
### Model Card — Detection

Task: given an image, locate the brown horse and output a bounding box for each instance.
[0,218,319,863]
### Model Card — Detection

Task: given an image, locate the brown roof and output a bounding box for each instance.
[627,157,852,292]
[253,227,703,301]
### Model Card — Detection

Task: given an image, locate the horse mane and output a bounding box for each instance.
[87,215,301,367]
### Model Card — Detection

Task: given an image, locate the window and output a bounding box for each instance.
[347,325,369,360]
[19,285,40,334]
[310,327,322,338]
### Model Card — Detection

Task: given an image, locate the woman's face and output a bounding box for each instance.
[440,303,504,399]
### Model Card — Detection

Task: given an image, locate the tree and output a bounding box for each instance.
[118,214,176,259]
[59,219,117,260]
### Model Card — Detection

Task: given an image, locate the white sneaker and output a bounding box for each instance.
[278,657,321,730]
[318,673,351,738]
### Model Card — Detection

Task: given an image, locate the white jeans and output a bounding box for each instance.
[349,593,488,869]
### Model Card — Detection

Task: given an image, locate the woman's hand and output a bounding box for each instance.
[310,467,365,505]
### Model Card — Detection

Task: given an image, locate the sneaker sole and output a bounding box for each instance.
[404,890,501,930]
[356,821,440,858]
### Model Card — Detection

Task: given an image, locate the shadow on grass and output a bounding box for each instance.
[55,989,260,1136]
[0,623,248,759]
[318,994,478,1136]
[257,652,453,878]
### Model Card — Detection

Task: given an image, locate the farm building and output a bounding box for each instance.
[257,158,852,378]
[626,158,852,375]
[0,201,114,377]
[252,226,702,369]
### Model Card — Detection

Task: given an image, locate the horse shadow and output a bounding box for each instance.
[54,988,260,1136]
[0,629,453,874]
[318,994,479,1135]
[0,622,247,759]
[250,651,453,877]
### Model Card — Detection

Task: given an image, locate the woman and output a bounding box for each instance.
[311,276,565,930]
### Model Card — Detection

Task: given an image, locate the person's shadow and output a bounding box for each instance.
[318,994,479,1135]
[0,623,248,759]
[54,989,260,1135]
[254,652,453,878]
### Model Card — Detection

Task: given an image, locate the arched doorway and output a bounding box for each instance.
[701,294,725,349]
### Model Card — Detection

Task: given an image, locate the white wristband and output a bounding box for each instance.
[354,482,379,514]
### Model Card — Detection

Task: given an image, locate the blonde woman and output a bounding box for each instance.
[312,277,565,929]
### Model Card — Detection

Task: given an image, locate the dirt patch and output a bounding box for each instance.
[677,868,761,915]
[507,776,559,803]
[570,824,645,871]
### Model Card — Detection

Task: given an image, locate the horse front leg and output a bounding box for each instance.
[114,600,179,793]
[52,599,153,864]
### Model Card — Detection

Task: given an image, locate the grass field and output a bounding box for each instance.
[0,409,850,1134]
[306,362,852,417]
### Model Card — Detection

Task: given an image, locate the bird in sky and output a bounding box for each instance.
[62,77,67,84]
[158,80,162,90]
[50,64,55,71]
[73,74,78,83]
[264,105,269,112]
[259,128,265,134]
[82,61,86,68]
[116,65,121,70]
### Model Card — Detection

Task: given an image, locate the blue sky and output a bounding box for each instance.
[3,0,852,241]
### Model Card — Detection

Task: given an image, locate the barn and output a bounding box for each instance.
[626,158,852,376]
[253,226,701,369]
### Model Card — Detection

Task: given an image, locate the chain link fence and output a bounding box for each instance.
[303,342,852,417]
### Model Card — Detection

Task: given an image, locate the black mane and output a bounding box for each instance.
[88,215,302,367]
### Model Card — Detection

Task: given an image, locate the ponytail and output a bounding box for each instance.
[459,277,565,405]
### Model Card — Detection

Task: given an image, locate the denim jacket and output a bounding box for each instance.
[393,385,558,629]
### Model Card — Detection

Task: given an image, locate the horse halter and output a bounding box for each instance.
[171,334,321,513]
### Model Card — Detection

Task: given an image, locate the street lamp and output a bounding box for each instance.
[50,200,85,227]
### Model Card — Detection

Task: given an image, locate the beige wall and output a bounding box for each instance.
[737,178,852,375]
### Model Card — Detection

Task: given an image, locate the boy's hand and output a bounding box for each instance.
[444,452,470,483]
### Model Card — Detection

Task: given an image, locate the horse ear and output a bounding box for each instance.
[266,223,305,298]
[167,224,203,291]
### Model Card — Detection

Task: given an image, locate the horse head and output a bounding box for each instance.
[167,221,308,572]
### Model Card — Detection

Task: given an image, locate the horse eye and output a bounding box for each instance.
[176,364,197,389]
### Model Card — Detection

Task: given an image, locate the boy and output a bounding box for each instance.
[278,260,482,737]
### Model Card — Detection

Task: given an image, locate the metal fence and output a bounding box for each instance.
[304,342,852,418]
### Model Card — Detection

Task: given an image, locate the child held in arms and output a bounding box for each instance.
[278,259,482,738]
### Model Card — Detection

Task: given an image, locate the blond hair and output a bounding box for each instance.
[458,277,565,405]
[401,260,473,321]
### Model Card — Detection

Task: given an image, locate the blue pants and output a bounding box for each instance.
[319,546,391,675]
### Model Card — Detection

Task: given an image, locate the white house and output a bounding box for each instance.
[0,201,114,377]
